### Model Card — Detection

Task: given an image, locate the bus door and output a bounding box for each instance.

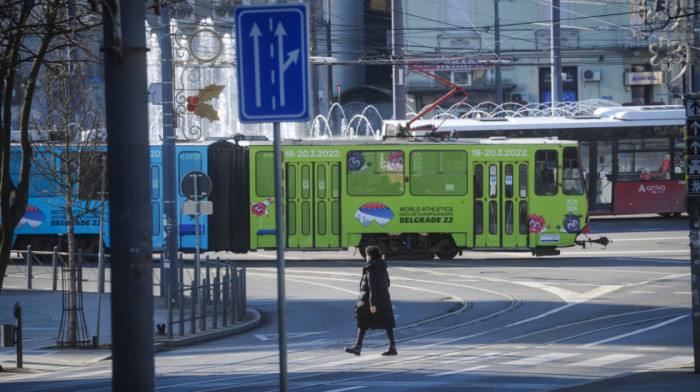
[473,161,529,248]
[580,140,613,213]
[285,162,341,248]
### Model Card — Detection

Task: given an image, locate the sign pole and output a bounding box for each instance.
[235,6,309,390]
[193,174,201,293]
[684,96,700,373]
[273,121,288,390]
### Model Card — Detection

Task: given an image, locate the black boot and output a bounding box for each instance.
[382,328,397,356]
[381,344,397,356]
[344,345,362,355]
[345,328,366,356]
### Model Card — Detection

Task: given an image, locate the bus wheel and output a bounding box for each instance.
[436,238,458,260]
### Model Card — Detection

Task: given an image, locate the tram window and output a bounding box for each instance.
[505,201,514,235]
[21,150,56,197]
[474,164,483,198]
[519,164,527,198]
[475,201,483,235]
[616,138,671,182]
[317,166,326,199]
[287,202,296,235]
[152,202,160,236]
[505,164,513,198]
[301,165,311,199]
[77,150,108,200]
[488,164,498,197]
[347,150,404,196]
[255,152,274,196]
[410,150,467,196]
[150,165,160,200]
[562,147,584,195]
[519,201,528,235]
[489,201,498,235]
[287,166,296,199]
[535,150,558,196]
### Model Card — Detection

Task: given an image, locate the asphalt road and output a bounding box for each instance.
[0,215,694,391]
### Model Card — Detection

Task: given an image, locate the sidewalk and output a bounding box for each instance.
[0,288,260,373]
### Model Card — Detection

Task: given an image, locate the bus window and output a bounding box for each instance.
[562,147,584,195]
[535,150,557,196]
[347,150,404,196]
[617,138,671,181]
[673,137,685,179]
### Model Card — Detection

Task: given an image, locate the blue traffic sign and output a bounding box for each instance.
[235,5,310,123]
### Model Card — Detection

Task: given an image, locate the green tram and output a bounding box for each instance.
[216,136,595,259]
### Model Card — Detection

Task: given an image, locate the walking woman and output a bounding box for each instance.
[345,245,397,356]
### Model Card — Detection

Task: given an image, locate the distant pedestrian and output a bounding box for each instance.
[344,245,397,356]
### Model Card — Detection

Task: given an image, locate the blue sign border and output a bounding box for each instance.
[235,4,310,123]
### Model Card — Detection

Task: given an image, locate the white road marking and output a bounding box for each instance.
[583,315,687,347]
[502,352,578,366]
[567,354,641,367]
[428,365,489,377]
[636,355,694,369]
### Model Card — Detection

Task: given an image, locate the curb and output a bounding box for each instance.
[154,308,261,350]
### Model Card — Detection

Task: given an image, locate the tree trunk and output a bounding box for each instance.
[67,206,77,347]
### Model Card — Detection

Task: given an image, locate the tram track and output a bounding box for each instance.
[153,261,689,391]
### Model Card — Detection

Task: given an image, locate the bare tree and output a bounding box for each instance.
[31,56,106,347]
[0,1,101,296]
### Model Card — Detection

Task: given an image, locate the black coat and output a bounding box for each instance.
[353,259,396,330]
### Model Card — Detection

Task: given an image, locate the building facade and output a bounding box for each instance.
[400,0,692,114]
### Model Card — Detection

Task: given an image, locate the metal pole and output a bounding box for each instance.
[101,1,154,388]
[494,0,503,107]
[95,154,107,346]
[26,246,32,289]
[273,122,288,391]
[691,197,700,373]
[14,301,22,368]
[194,175,201,293]
[160,5,179,303]
[391,0,406,120]
[550,0,563,114]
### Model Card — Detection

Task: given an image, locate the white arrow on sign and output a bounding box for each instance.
[691,140,700,155]
[249,23,262,107]
[275,22,300,107]
[692,121,700,136]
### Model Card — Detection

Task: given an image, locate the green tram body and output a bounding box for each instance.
[246,137,589,259]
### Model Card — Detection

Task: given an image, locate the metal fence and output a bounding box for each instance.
[8,247,249,340]
[166,258,247,339]
[9,246,112,291]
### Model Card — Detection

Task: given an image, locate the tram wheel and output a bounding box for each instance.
[436,238,458,260]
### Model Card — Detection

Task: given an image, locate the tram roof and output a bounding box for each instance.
[385,105,685,136]
[247,136,577,147]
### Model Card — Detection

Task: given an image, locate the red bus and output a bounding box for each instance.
[383,105,686,216]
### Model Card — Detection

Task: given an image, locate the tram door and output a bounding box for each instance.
[473,161,529,248]
[285,162,341,248]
